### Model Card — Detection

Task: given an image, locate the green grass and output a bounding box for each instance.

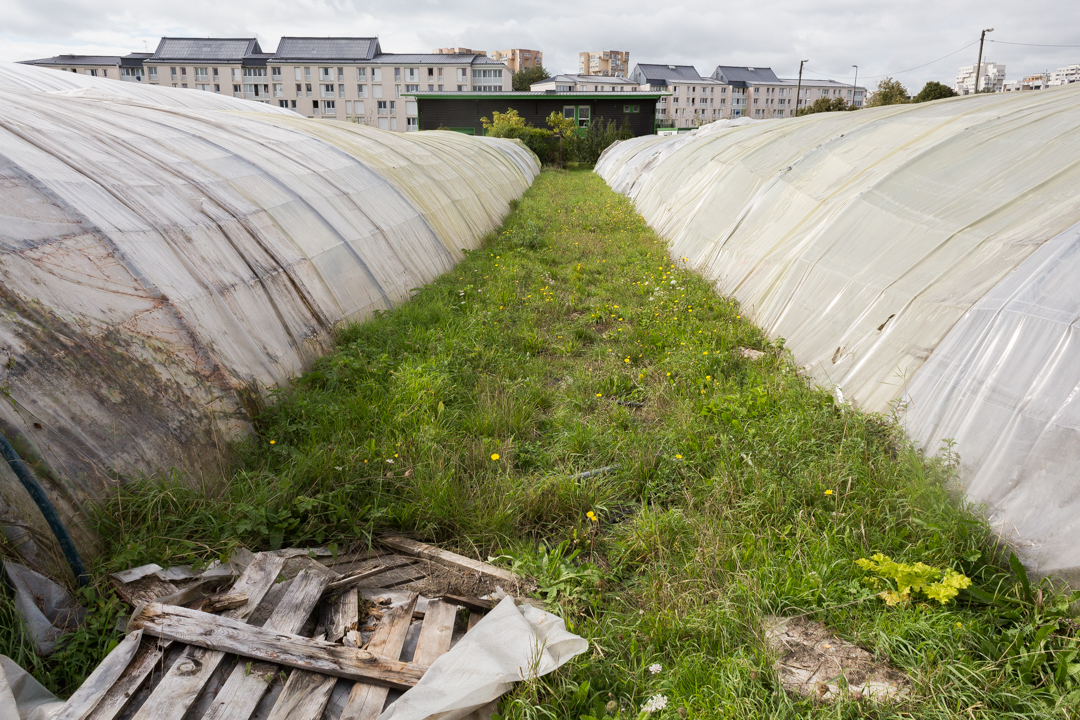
[8,168,1078,717]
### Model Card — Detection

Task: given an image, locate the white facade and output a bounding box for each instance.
[1050,64,1080,86]
[955,62,1006,95]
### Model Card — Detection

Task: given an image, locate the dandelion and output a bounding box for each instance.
[648,663,662,674]
[675,454,683,459]
[825,489,833,495]
[491,453,500,461]
[596,393,603,398]
[956,622,963,629]
[641,694,668,713]
[587,510,598,522]
[269,440,276,445]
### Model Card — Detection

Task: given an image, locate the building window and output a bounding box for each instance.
[273,84,283,97]
[322,84,335,98]
[171,67,177,78]
[378,118,389,130]
[244,68,267,78]
[272,67,281,79]
[337,67,344,80]
[323,100,335,113]
[405,68,418,81]
[438,84,444,91]
[391,117,397,131]
[278,100,289,108]
[407,117,418,130]
[357,68,367,80]
[291,100,296,108]
[394,68,401,81]
[377,100,388,115]
[357,85,367,97]
[405,84,419,92]
[295,68,303,81]
[195,68,208,81]
[457,84,467,92]
[214,84,220,92]
[304,67,311,80]
[428,67,434,77]
[395,85,401,97]
[233,84,241,95]
[196,83,211,91]
[373,84,383,98]
[306,83,312,98]
[355,100,364,114]
[296,83,302,95]
[623,104,640,113]
[389,100,395,112]
[428,84,434,91]
[319,67,333,81]
[372,68,381,81]
[338,84,345,97]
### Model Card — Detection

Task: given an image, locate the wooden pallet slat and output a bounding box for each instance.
[412,599,459,668]
[339,594,418,720]
[380,535,519,585]
[265,670,337,720]
[127,553,287,720]
[131,602,424,689]
[51,630,144,720]
[319,587,358,643]
[200,566,333,720]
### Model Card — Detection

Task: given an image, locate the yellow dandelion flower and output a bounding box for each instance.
[269,440,276,445]
[491,453,500,461]
[824,489,833,495]
[675,454,683,459]
[586,510,598,522]
[596,393,603,398]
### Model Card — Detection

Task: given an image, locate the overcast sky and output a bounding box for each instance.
[2,0,1078,89]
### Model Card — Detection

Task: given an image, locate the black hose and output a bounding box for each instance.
[0,432,88,586]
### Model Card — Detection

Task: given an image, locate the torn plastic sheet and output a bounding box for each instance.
[378,596,587,720]
[3,562,84,655]
[0,655,63,720]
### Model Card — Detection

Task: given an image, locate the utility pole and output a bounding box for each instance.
[851,65,859,108]
[795,59,808,116]
[973,28,994,94]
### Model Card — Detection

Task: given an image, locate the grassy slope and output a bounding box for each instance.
[11,168,1076,716]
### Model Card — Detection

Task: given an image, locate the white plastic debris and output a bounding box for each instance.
[378,596,587,720]
[0,655,63,720]
[3,563,85,655]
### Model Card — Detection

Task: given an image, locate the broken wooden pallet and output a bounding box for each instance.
[60,543,502,720]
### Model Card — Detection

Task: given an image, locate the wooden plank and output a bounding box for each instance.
[132,601,424,689]
[339,594,418,720]
[264,670,337,720]
[438,594,495,613]
[51,631,144,720]
[128,553,287,720]
[467,610,484,632]
[358,564,427,589]
[412,599,459,667]
[200,567,333,720]
[319,587,358,643]
[85,637,171,720]
[325,556,415,592]
[380,535,519,585]
[111,574,178,606]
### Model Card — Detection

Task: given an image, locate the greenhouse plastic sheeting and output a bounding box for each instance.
[0,62,538,552]
[596,85,1080,580]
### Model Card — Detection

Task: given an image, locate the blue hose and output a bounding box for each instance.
[0,432,88,586]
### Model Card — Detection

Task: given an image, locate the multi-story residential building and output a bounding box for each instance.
[580,51,630,77]
[22,37,510,132]
[1050,64,1080,86]
[433,47,485,55]
[531,74,640,92]
[17,52,151,81]
[955,62,1006,95]
[713,66,865,118]
[488,49,542,72]
[630,64,727,127]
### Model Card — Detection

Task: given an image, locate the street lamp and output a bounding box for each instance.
[974,28,994,94]
[795,59,808,116]
[851,65,859,108]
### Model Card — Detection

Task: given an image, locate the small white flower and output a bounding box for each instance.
[648,663,662,675]
[641,694,668,713]
[386,459,395,464]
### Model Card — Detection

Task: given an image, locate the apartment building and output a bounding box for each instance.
[433,47,485,55]
[488,49,542,72]
[580,51,630,77]
[955,62,1006,95]
[22,37,510,132]
[1050,64,1080,86]
[630,64,727,127]
[713,66,865,118]
[531,74,640,92]
[17,52,151,81]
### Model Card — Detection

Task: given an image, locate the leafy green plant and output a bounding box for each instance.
[502,541,604,604]
[857,553,971,604]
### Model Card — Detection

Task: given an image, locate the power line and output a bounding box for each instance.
[801,40,980,82]
[989,40,1080,48]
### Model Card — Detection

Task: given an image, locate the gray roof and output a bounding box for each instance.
[121,53,152,68]
[19,55,121,67]
[150,38,262,62]
[535,74,638,85]
[373,53,503,66]
[712,66,781,84]
[274,37,381,61]
[632,64,704,82]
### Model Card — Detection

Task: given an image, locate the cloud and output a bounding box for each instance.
[1,0,1078,89]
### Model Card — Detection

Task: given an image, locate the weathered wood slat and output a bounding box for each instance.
[264,670,337,720]
[359,564,427,589]
[128,553,287,720]
[326,556,415,592]
[439,594,495,612]
[111,574,178,606]
[132,602,424,689]
[467,610,484,632]
[412,599,459,667]
[85,638,172,720]
[200,567,332,720]
[380,535,519,584]
[339,594,418,720]
[319,587,358,643]
[51,631,143,720]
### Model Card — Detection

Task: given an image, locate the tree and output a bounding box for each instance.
[480,109,555,162]
[865,77,910,107]
[913,81,957,103]
[512,65,550,91]
[797,96,851,116]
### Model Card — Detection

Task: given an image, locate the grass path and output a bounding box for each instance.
[10,169,1076,717]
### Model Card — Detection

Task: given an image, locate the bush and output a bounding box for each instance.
[481,109,556,163]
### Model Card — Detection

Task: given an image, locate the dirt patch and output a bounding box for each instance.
[765,615,911,702]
